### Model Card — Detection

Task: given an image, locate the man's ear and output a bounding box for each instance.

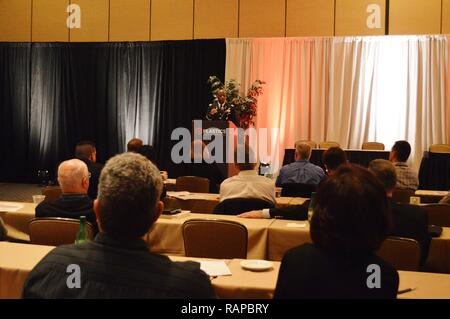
[153,200,164,222]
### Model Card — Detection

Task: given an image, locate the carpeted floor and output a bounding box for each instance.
[0,183,43,203]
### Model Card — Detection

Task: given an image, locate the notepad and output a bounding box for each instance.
[0,202,24,212]
[159,211,191,219]
[200,261,232,277]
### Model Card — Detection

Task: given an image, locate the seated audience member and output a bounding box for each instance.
[322,147,348,176]
[35,159,98,233]
[238,148,348,220]
[220,145,275,205]
[23,153,215,299]
[75,141,103,199]
[275,142,325,187]
[369,159,431,265]
[180,140,225,193]
[127,138,143,152]
[389,140,419,190]
[439,190,450,204]
[274,165,399,299]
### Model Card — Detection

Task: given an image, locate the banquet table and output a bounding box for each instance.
[0,201,36,242]
[267,220,450,274]
[1,242,449,299]
[415,190,448,203]
[282,148,390,168]
[163,192,307,214]
[146,212,275,259]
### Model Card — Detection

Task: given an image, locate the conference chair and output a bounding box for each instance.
[280,183,317,198]
[362,142,385,150]
[295,140,317,149]
[429,144,450,153]
[318,141,340,149]
[41,186,62,203]
[176,176,210,193]
[182,219,248,259]
[421,204,450,227]
[29,217,94,246]
[377,236,421,271]
[392,188,415,204]
[213,198,275,215]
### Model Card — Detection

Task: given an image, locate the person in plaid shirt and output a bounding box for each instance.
[389,140,419,190]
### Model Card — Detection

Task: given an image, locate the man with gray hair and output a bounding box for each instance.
[24,153,215,298]
[35,159,98,231]
[275,142,325,187]
[369,159,431,265]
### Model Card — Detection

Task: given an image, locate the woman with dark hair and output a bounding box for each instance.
[274,164,399,299]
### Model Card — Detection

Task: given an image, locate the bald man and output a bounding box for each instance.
[35,159,98,232]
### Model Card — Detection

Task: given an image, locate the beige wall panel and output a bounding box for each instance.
[151,0,193,41]
[336,0,386,36]
[389,0,441,35]
[110,0,150,42]
[0,0,32,41]
[32,0,69,42]
[70,0,109,42]
[194,0,238,39]
[286,0,334,37]
[239,0,286,37]
[443,0,450,34]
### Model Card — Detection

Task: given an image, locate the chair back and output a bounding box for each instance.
[429,144,450,153]
[213,198,274,215]
[377,236,421,271]
[182,219,247,259]
[176,176,210,193]
[421,204,450,227]
[319,141,340,149]
[295,140,317,149]
[281,183,317,198]
[362,142,385,150]
[41,186,62,203]
[29,217,94,246]
[392,188,415,204]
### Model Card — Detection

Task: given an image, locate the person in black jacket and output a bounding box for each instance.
[23,152,215,299]
[274,165,399,299]
[75,141,103,199]
[369,159,431,265]
[35,159,98,233]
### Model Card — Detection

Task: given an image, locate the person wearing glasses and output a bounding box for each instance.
[35,159,98,233]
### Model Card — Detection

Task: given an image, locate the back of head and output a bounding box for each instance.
[57,159,89,193]
[97,152,163,241]
[322,147,347,173]
[127,138,144,153]
[368,159,397,193]
[75,141,96,161]
[311,164,390,255]
[295,143,312,160]
[234,144,257,171]
[392,140,411,162]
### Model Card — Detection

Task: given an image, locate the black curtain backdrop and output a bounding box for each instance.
[0,40,225,183]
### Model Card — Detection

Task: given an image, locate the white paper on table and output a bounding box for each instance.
[166,191,191,200]
[200,261,232,277]
[0,202,24,212]
[286,223,307,228]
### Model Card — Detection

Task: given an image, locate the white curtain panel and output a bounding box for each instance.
[225,35,448,170]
